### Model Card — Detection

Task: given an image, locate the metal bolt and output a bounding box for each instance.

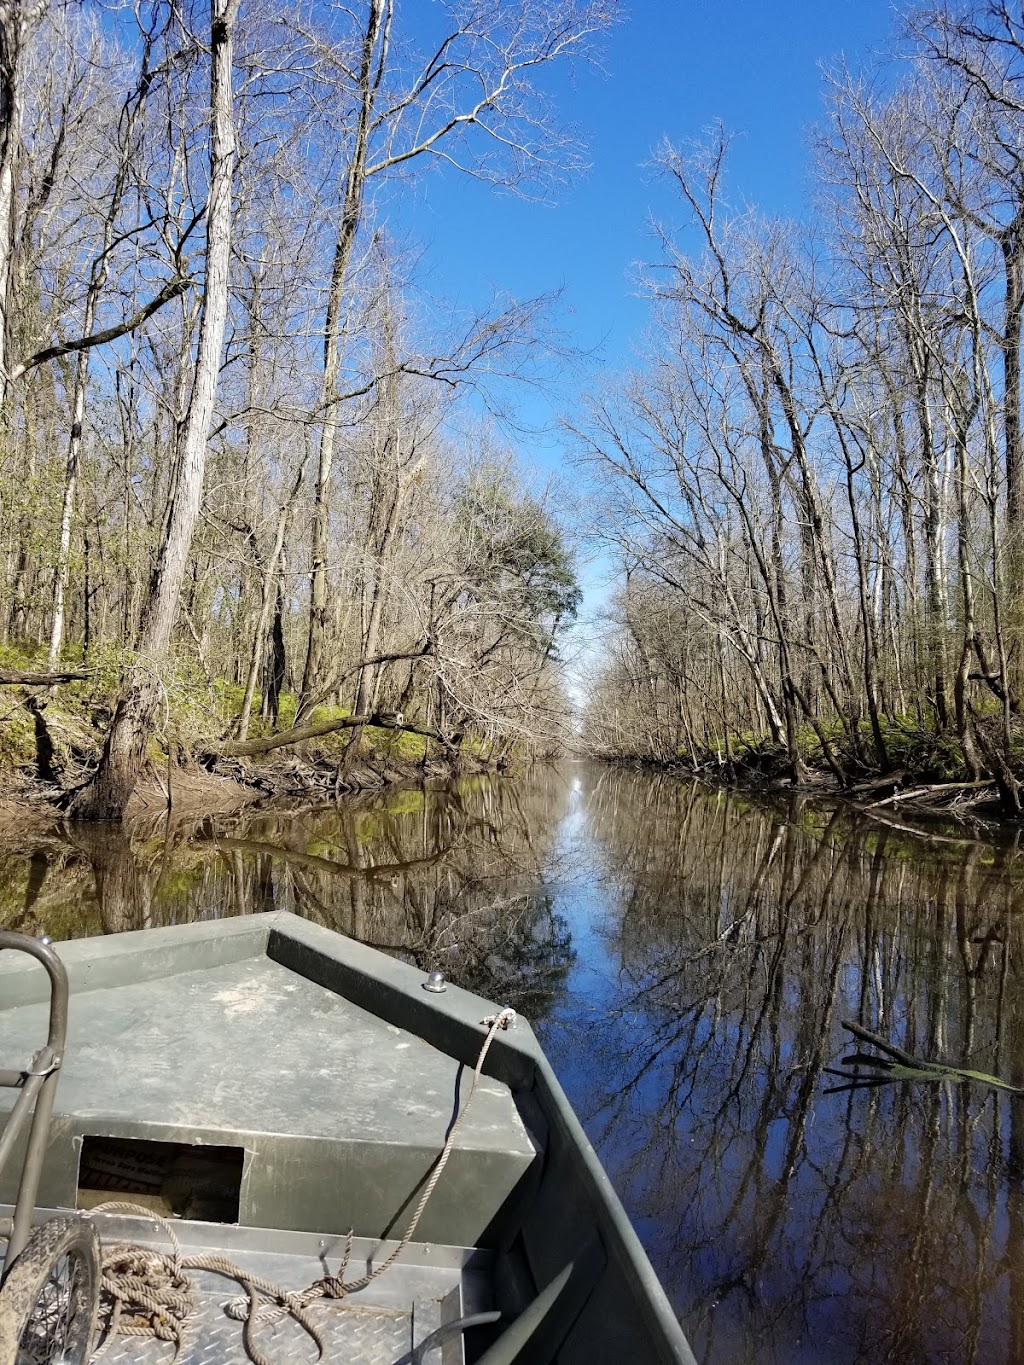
[422,971,447,994]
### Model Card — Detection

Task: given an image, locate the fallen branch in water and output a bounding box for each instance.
[823,1020,1024,1096]
[862,779,996,810]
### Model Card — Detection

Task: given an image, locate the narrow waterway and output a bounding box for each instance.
[2,761,1023,1364]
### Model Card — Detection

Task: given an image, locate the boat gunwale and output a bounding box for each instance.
[0,911,695,1363]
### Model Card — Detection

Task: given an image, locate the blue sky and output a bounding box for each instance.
[407,0,900,371]
[391,0,904,663]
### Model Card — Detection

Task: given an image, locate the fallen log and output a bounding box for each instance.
[845,769,906,795]
[0,668,94,685]
[207,711,451,760]
[863,779,996,810]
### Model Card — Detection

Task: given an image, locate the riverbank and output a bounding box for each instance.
[0,664,496,831]
[599,716,1024,826]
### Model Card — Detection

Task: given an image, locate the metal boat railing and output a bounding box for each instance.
[0,931,68,1275]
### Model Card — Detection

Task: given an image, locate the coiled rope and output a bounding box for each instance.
[95,1007,517,1363]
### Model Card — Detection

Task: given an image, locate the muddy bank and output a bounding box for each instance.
[0,768,253,841]
[0,746,497,841]
[602,749,1020,835]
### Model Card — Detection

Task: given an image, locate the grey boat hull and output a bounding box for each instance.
[0,912,695,1363]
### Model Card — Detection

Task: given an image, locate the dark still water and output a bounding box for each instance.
[3,762,1024,1363]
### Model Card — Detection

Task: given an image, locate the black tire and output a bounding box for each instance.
[0,1217,100,1365]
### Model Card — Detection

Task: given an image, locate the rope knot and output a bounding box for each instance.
[482,1007,517,1031]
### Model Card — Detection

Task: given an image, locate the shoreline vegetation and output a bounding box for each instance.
[0,3,604,824]
[597,721,1024,834]
[0,655,524,833]
[577,8,1024,822]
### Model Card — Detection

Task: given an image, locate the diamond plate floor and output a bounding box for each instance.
[95,1293,418,1365]
[4,1209,493,1365]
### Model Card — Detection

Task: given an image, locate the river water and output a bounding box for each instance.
[2,760,1023,1363]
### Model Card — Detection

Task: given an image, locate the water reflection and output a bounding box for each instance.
[0,771,577,1016]
[547,767,1024,1365]
[2,762,1023,1361]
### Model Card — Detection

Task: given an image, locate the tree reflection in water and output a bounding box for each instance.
[0,769,577,1019]
[547,765,1024,1364]
[2,762,1023,1360]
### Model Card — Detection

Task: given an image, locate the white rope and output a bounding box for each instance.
[238,1005,520,1313]
[94,1008,519,1363]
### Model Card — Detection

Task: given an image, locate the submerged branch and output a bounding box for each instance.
[824,1020,1024,1097]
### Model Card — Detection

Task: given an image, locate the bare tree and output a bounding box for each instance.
[295,0,615,710]
[71,0,240,819]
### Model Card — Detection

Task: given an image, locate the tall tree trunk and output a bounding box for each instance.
[48,35,154,666]
[1002,221,1024,703]
[69,0,239,821]
[234,463,304,740]
[48,340,87,665]
[1004,220,1024,530]
[914,364,949,730]
[0,0,32,406]
[843,431,890,770]
[263,576,287,728]
[299,0,387,712]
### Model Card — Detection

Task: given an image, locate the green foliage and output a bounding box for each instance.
[0,642,47,672]
[146,736,168,764]
[871,715,969,783]
[310,703,350,724]
[0,707,34,768]
[452,469,581,653]
[0,656,439,789]
[77,643,134,701]
[363,724,427,761]
[213,679,251,719]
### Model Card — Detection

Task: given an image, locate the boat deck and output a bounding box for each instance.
[4,1208,495,1365]
[0,936,536,1247]
[0,914,697,1364]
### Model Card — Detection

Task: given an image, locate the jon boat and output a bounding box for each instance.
[0,911,695,1363]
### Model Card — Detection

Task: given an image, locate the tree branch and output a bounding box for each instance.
[12,275,192,379]
[208,710,450,759]
[0,669,94,686]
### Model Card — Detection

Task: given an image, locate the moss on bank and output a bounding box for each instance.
[0,645,488,809]
[611,709,1024,822]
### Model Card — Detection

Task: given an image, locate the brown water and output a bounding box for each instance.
[2,761,1024,1363]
